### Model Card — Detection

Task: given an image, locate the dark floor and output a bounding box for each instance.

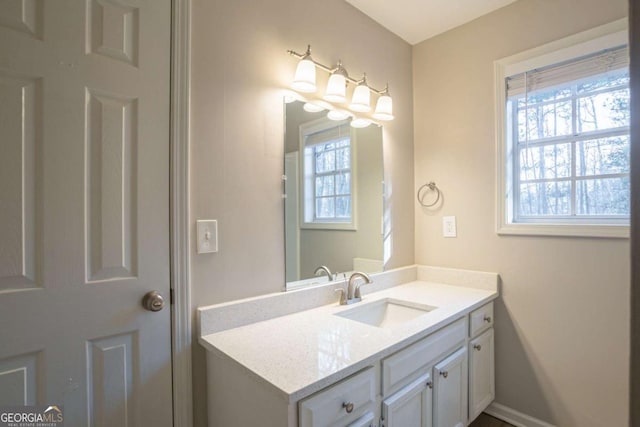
[469,413,516,427]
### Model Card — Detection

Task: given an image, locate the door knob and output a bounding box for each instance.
[142,291,165,312]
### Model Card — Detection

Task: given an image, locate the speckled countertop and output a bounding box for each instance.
[199,275,498,404]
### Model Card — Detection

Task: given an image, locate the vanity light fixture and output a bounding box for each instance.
[349,74,371,113]
[324,61,348,103]
[287,45,394,121]
[372,85,394,121]
[291,45,317,93]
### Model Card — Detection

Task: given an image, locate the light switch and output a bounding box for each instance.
[197,220,218,254]
[442,216,457,238]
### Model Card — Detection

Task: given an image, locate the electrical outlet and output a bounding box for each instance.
[197,220,218,254]
[442,216,457,238]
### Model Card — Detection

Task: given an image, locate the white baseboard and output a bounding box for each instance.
[485,402,556,427]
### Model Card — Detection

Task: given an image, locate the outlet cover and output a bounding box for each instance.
[442,216,457,238]
[197,220,218,254]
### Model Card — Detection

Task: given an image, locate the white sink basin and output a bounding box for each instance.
[335,298,437,328]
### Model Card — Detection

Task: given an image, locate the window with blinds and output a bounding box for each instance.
[496,25,630,237]
[300,120,355,227]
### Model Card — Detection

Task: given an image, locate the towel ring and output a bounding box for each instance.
[417,182,441,207]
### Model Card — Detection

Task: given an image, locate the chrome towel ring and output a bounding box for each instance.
[417,182,441,207]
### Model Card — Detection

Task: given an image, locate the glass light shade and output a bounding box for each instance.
[349,84,371,112]
[350,118,371,128]
[291,59,316,93]
[303,102,325,113]
[372,94,394,121]
[327,109,350,121]
[324,73,347,103]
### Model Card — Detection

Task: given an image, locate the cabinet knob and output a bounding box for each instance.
[473,344,482,351]
[342,402,354,413]
[483,315,492,323]
[440,371,448,378]
[426,381,433,389]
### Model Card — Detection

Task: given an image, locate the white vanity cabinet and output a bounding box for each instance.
[379,302,495,427]
[382,373,432,427]
[380,318,468,427]
[467,302,495,423]
[433,347,468,427]
[201,278,498,427]
[468,329,494,421]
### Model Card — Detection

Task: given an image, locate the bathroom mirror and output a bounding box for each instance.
[284,100,384,290]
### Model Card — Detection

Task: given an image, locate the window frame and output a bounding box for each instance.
[299,117,358,231]
[495,19,629,238]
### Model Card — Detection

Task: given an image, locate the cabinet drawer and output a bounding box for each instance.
[382,318,466,396]
[469,302,493,337]
[299,367,376,427]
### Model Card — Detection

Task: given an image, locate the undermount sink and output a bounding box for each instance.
[335,298,437,328]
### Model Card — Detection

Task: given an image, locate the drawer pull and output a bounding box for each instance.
[426,381,433,389]
[473,344,482,351]
[440,371,448,378]
[483,315,492,323]
[342,402,354,413]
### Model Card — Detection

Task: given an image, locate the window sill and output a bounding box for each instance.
[496,222,629,238]
[301,222,357,231]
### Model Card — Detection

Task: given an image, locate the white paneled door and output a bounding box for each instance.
[0,0,172,426]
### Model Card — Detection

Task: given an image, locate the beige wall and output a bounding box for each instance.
[189,0,414,425]
[413,1,629,426]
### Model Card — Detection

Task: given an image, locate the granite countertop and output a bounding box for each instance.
[199,279,498,403]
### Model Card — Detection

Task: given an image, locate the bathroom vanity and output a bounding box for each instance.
[198,266,498,427]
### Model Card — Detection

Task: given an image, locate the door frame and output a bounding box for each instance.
[630,1,640,424]
[170,0,193,425]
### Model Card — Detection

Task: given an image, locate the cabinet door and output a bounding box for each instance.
[382,373,433,427]
[348,411,375,427]
[469,329,495,422]
[433,348,467,427]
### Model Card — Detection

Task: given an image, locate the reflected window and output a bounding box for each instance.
[300,119,356,229]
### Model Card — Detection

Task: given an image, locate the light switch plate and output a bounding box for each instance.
[442,216,457,238]
[197,220,218,254]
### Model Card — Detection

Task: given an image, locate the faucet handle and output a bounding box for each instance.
[334,288,347,305]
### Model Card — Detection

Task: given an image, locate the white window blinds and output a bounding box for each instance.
[506,45,628,97]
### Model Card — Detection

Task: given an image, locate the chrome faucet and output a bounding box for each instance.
[349,272,372,301]
[314,265,334,281]
[336,272,373,305]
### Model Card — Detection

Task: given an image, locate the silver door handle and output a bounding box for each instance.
[142,291,165,312]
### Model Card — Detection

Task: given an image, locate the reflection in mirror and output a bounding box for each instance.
[284,100,384,290]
